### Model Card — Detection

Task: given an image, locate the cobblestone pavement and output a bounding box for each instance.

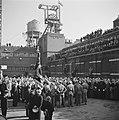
[1,98,119,120]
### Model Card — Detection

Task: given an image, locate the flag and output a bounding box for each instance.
[35,48,43,82]
[36,61,42,78]
[58,0,63,7]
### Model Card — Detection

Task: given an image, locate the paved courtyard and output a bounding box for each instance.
[1,98,119,120]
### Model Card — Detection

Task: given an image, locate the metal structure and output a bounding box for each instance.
[26,19,41,47]
[37,2,64,76]
[38,3,62,34]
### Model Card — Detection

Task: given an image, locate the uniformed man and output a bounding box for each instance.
[50,82,57,107]
[74,80,83,106]
[82,80,89,105]
[67,81,74,107]
[57,81,67,107]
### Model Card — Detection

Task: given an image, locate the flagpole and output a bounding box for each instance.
[59,4,60,24]
[58,0,63,27]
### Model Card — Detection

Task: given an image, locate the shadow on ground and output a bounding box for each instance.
[54,99,119,120]
[54,105,88,120]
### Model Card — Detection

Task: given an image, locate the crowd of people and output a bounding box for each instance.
[79,29,103,42]
[54,26,119,60]
[77,26,119,42]
[0,75,119,119]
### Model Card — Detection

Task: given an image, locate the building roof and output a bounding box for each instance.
[27,19,40,25]
[113,15,119,22]
[0,45,20,53]
[14,47,37,53]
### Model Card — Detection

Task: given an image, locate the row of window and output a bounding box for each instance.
[1,53,37,57]
[50,72,119,76]
[49,58,119,74]
[50,58,119,68]
[7,66,29,71]
[14,53,37,57]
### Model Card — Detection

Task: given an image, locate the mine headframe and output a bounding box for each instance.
[38,4,62,33]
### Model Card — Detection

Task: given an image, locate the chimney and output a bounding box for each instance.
[113,15,119,28]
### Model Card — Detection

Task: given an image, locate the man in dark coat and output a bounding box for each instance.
[28,85,43,120]
[41,96,54,120]
[11,81,18,107]
[1,79,9,117]
[98,80,106,99]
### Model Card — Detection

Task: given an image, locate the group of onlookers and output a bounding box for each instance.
[0,75,119,119]
[0,76,89,108]
[103,26,119,35]
[87,77,119,100]
[40,77,89,108]
[1,76,119,106]
[54,26,119,60]
[79,26,119,42]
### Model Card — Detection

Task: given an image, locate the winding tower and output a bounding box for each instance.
[38,3,65,71]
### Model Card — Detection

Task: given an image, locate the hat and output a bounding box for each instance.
[79,81,81,84]
[31,84,35,90]
[59,81,62,83]
[46,96,51,102]
[69,81,72,84]
[75,80,78,83]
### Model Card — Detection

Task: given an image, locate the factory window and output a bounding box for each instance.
[12,67,16,71]
[29,53,36,57]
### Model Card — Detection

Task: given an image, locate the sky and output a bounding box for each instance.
[2,0,119,46]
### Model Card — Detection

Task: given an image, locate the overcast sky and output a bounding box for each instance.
[2,0,119,46]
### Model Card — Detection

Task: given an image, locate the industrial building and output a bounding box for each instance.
[0,19,41,77]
